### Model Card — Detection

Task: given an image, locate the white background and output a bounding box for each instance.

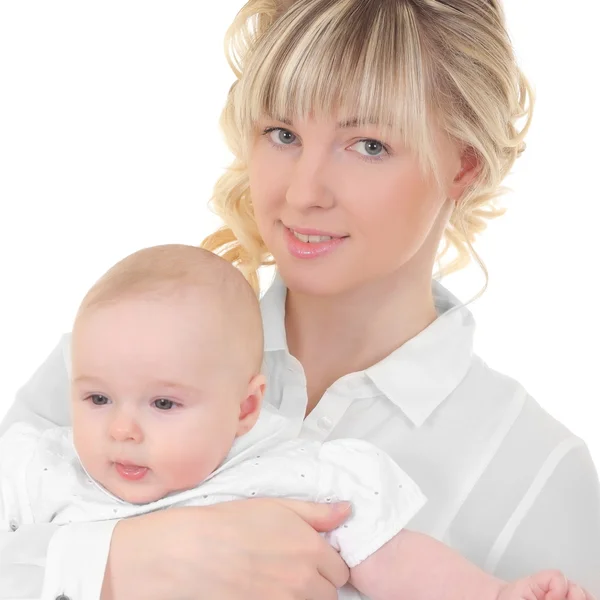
[0,2,598,465]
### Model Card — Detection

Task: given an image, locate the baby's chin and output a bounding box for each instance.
[110,483,170,505]
[93,470,171,505]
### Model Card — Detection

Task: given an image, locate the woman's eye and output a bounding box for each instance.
[89,394,109,405]
[353,139,387,157]
[265,127,297,146]
[154,398,175,410]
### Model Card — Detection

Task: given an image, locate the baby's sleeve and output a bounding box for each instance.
[317,438,426,568]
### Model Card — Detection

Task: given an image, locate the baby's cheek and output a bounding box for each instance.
[79,450,109,490]
[73,433,97,471]
[159,450,215,490]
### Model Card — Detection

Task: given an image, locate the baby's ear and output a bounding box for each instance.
[236,373,266,436]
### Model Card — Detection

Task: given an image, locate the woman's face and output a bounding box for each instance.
[248,115,475,296]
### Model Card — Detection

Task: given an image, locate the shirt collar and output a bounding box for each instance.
[260,273,475,427]
[260,272,288,352]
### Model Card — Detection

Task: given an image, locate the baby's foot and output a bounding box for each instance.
[498,570,595,600]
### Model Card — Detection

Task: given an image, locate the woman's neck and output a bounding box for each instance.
[285,269,438,412]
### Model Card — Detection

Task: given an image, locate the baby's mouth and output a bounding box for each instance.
[114,462,149,481]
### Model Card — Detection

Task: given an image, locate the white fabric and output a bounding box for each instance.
[1,275,599,599]
[0,409,425,600]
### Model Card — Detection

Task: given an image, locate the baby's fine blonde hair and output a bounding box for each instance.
[75,244,264,372]
[201,0,534,293]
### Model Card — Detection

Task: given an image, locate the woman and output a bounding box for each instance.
[1,0,599,599]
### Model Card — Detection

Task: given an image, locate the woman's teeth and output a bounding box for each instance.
[292,231,333,243]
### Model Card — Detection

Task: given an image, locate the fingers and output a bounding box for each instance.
[508,571,594,600]
[274,498,352,532]
[317,543,350,590]
[532,570,594,600]
[566,583,592,600]
[532,569,568,600]
[252,498,350,594]
[307,571,344,600]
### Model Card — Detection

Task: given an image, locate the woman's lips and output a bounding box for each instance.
[284,226,348,259]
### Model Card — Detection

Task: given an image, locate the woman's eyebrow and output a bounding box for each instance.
[265,115,386,129]
[337,117,382,129]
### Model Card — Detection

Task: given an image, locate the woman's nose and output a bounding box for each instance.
[285,150,335,211]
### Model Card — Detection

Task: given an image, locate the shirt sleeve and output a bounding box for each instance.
[317,438,427,568]
[40,520,118,600]
[0,334,115,600]
[0,520,117,600]
[489,441,600,596]
[0,334,72,438]
[0,423,40,531]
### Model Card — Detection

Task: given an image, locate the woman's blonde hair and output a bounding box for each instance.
[201,0,534,294]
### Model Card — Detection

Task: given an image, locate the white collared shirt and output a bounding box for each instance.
[1,277,599,599]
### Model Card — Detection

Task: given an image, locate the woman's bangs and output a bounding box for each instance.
[237,0,436,173]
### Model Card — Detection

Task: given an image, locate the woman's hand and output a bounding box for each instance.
[101,498,351,600]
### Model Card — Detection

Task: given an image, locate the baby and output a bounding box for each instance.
[0,244,592,600]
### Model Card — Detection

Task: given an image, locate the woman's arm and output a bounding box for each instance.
[101,499,350,600]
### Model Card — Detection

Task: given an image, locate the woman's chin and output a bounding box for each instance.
[276,260,357,297]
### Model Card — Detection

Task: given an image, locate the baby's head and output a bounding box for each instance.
[70,244,265,504]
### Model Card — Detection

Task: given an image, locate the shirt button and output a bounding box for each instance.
[55,596,71,600]
[9,519,19,532]
[317,416,333,431]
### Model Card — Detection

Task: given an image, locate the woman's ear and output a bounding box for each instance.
[449,146,481,203]
[236,373,266,437]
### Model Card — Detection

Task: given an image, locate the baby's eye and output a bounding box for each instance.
[154,398,175,410]
[89,394,109,405]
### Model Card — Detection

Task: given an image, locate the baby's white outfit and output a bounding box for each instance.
[0,404,426,599]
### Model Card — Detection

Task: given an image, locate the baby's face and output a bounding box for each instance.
[70,291,250,504]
